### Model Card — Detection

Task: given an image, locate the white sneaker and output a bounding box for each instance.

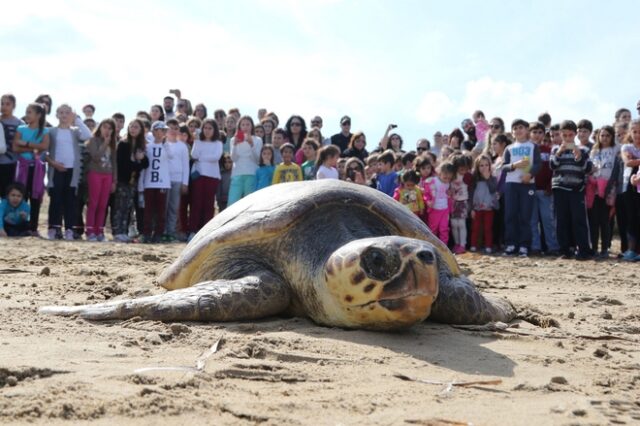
[114,234,130,243]
[484,247,493,254]
[64,229,74,241]
[519,247,528,257]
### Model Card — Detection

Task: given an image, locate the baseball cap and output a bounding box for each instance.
[152,121,168,130]
[340,115,351,125]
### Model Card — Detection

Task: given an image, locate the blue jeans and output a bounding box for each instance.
[504,183,535,248]
[228,175,256,205]
[530,190,560,251]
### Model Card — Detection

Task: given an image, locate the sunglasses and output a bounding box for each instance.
[417,147,427,152]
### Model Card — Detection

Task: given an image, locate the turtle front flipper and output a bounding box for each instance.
[429,275,516,325]
[39,272,291,322]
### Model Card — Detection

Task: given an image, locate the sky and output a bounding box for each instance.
[2,0,639,148]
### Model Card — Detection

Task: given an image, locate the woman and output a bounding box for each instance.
[285,115,308,165]
[150,105,165,123]
[379,124,404,153]
[193,103,207,120]
[342,131,369,162]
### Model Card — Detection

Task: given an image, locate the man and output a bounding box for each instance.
[330,115,353,153]
[461,118,477,151]
[431,131,443,156]
[310,115,330,145]
[416,138,430,154]
[163,96,176,120]
[636,99,640,117]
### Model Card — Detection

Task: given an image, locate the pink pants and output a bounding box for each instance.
[86,171,113,236]
[428,208,449,245]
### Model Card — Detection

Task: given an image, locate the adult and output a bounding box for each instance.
[310,115,331,145]
[150,104,165,123]
[342,131,369,162]
[637,99,640,117]
[448,128,465,151]
[194,103,208,120]
[285,115,308,165]
[0,94,23,198]
[482,117,506,156]
[163,96,175,120]
[615,108,632,125]
[416,138,430,155]
[330,115,352,152]
[379,124,405,153]
[431,131,444,156]
[460,118,477,151]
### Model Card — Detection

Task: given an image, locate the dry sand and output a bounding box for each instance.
[1,236,639,425]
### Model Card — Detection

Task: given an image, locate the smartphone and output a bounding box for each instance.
[390,124,398,129]
[236,130,245,142]
[565,142,576,150]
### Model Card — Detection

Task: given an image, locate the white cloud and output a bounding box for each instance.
[416,76,618,131]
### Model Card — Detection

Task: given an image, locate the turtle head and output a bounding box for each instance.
[322,237,439,330]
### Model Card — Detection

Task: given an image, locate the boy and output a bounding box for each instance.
[529,122,560,256]
[271,128,287,164]
[164,118,189,241]
[301,138,319,180]
[141,121,171,243]
[576,119,594,152]
[0,183,30,237]
[82,104,95,119]
[375,149,399,197]
[400,152,417,178]
[272,143,303,184]
[393,170,424,217]
[365,153,379,188]
[550,120,593,260]
[501,119,541,257]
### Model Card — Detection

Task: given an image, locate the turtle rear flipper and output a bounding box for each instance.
[429,275,516,325]
[39,273,291,322]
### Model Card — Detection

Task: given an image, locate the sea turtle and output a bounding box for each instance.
[41,180,515,330]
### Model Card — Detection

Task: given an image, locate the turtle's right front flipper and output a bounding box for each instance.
[39,272,291,322]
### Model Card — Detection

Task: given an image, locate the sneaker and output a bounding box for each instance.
[519,247,528,257]
[503,245,516,256]
[469,246,477,253]
[114,234,130,243]
[96,234,106,242]
[47,228,58,240]
[64,229,75,241]
[484,247,493,255]
[575,252,592,261]
[141,235,153,244]
[453,245,466,255]
[151,234,162,244]
[622,250,637,261]
[87,234,98,242]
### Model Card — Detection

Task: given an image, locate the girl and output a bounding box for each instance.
[620,119,640,261]
[164,120,190,241]
[424,162,455,245]
[178,124,194,241]
[216,153,233,212]
[228,115,262,205]
[342,131,369,162]
[12,103,50,236]
[223,115,237,154]
[588,126,620,258]
[84,118,117,241]
[307,127,324,147]
[394,170,425,217]
[316,145,341,180]
[345,157,367,185]
[254,124,265,141]
[150,105,165,123]
[255,145,275,191]
[186,117,202,142]
[261,118,275,145]
[46,104,92,240]
[301,138,319,180]
[112,119,148,243]
[193,103,207,120]
[490,134,510,250]
[449,153,473,254]
[189,119,223,240]
[449,128,465,151]
[415,156,434,224]
[469,154,498,253]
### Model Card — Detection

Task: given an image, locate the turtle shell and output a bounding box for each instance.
[159,180,460,290]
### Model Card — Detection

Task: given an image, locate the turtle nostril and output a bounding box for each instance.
[417,250,435,264]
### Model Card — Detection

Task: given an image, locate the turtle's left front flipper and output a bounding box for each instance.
[429,275,516,325]
[39,272,291,322]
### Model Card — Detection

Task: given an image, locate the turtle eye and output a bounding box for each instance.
[361,248,400,280]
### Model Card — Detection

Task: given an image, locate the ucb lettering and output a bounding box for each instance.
[152,159,160,170]
[151,171,159,182]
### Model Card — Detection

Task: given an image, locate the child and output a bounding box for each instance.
[217,153,233,211]
[529,122,560,256]
[255,145,275,191]
[177,124,194,241]
[316,145,341,179]
[469,154,498,253]
[589,125,620,258]
[393,170,425,217]
[337,157,348,180]
[550,120,593,260]
[620,118,640,260]
[345,157,367,185]
[425,162,455,245]
[449,153,473,254]
[271,128,287,164]
[12,103,49,236]
[164,119,189,241]
[112,119,148,243]
[375,149,399,197]
[414,156,434,224]
[399,152,417,178]
[301,138,320,180]
[272,143,303,184]
[84,118,117,241]
[501,119,541,257]
[46,104,92,240]
[141,121,171,243]
[189,119,223,240]
[229,115,262,205]
[0,183,30,237]
[365,153,379,188]
[1,94,23,199]
[472,110,490,148]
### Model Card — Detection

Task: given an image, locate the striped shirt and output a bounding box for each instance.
[549,145,592,191]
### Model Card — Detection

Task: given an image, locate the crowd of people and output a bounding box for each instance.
[0,90,639,262]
